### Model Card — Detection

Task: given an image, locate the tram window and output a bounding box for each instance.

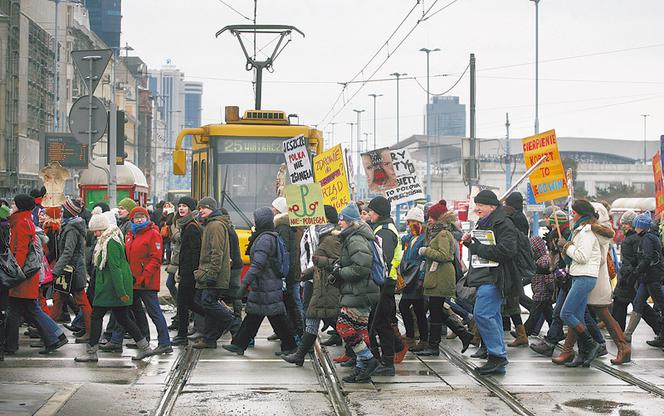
[201,159,207,197]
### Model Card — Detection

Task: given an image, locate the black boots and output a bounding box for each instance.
[282,333,317,367]
[477,355,508,375]
[445,316,475,353]
[568,324,600,368]
[416,323,442,356]
[373,356,395,376]
[320,332,343,347]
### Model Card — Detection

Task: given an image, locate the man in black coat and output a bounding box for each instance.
[504,192,530,236]
[462,190,518,375]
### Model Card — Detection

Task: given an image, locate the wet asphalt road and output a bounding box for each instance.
[3,301,664,415]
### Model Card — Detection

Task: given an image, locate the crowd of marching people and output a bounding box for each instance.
[2,187,664,383]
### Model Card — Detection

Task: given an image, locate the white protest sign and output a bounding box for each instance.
[385,148,425,206]
[283,135,313,184]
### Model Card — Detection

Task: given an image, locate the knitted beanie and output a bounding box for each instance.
[118,197,137,212]
[548,210,569,226]
[129,206,150,220]
[88,206,110,231]
[271,197,288,214]
[14,194,35,212]
[177,196,197,212]
[427,200,448,221]
[0,205,10,220]
[339,203,361,222]
[198,197,218,211]
[367,196,391,218]
[619,210,637,225]
[62,198,82,218]
[405,206,425,223]
[474,190,500,206]
[633,213,652,230]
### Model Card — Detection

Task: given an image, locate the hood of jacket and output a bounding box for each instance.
[254,207,275,232]
[204,212,229,228]
[62,216,87,238]
[591,222,615,240]
[316,223,338,238]
[341,221,375,242]
[274,212,290,228]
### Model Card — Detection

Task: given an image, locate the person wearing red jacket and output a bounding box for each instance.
[5,195,67,355]
[111,206,172,355]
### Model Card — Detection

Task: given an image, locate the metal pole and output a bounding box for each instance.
[255,66,263,110]
[109,54,117,208]
[426,52,431,198]
[368,94,381,150]
[469,54,476,196]
[53,0,59,131]
[353,109,364,181]
[642,114,650,161]
[505,113,511,189]
[390,72,407,143]
[533,0,540,134]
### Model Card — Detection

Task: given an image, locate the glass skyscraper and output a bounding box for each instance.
[86,0,122,49]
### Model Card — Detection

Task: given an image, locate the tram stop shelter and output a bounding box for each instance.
[78,158,149,210]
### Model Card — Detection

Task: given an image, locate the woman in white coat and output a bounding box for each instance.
[587,202,630,365]
[555,199,602,368]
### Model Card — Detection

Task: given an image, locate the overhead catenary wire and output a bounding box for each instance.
[413,62,469,96]
[215,0,253,21]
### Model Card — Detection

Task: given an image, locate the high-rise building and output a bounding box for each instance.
[86,0,122,50]
[427,96,466,137]
[184,82,203,128]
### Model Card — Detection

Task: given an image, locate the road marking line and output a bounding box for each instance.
[34,384,81,416]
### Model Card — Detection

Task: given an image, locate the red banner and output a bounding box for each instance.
[652,152,664,215]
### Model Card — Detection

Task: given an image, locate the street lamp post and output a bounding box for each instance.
[530,0,540,135]
[368,93,382,150]
[420,47,440,200]
[390,72,407,144]
[353,109,365,194]
[642,114,650,162]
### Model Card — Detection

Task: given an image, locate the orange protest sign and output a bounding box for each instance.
[522,129,569,203]
[652,152,664,215]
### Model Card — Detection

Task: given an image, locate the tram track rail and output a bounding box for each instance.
[154,346,201,416]
[311,340,353,416]
[538,335,664,399]
[396,312,535,416]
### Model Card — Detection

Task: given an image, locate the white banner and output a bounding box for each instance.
[385,148,425,206]
[283,135,313,184]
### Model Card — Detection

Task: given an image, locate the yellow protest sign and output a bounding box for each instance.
[284,183,326,227]
[522,129,569,203]
[313,144,351,211]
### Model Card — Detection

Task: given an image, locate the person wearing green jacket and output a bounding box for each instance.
[75,210,153,363]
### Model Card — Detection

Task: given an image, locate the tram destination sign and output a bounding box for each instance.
[40,133,89,168]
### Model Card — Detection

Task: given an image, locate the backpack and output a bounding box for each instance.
[266,231,290,279]
[367,237,388,287]
[373,223,403,279]
[515,231,536,280]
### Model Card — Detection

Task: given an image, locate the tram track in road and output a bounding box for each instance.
[537,335,664,399]
[154,346,201,416]
[396,312,535,416]
[311,341,353,416]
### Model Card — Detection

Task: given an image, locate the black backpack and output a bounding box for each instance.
[515,230,536,281]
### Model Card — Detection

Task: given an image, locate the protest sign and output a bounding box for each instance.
[522,129,569,203]
[653,152,664,215]
[385,148,425,206]
[361,147,398,193]
[313,144,352,211]
[283,135,313,184]
[284,183,327,227]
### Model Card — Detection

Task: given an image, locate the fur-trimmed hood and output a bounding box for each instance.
[591,223,615,240]
[274,212,290,228]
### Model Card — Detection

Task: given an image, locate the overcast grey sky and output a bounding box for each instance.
[122,0,664,148]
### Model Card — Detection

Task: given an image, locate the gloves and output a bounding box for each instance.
[556,238,568,250]
[418,247,427,257]
[119,294,130,303]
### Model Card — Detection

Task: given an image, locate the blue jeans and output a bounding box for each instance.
[545,288,568,343]
[473,284,506,359]
[33,300,63,345]
[166,273,178,302]
[285,282,304,335]
[560,276,596,329]
[194,288,239,343]
[633,282,664,314]
[449,299,470,321]
[111,290,171,346]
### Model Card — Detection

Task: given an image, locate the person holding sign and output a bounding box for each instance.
[75,210,153,362]
[461,190,519,375]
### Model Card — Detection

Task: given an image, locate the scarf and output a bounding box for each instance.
[131,220,150,235]
[426,222,446,245]
[94,225,124,270]
[61,216,76,226]
[409,222,422,236]
[477,211,494,228]
[564,216,591,266]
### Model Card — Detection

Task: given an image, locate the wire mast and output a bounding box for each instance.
[215,25,305,110]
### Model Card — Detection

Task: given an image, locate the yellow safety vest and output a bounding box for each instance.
[373,223,403,280]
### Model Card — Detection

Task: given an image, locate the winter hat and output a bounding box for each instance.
[198,197,218,211]
[339,203,361,222]
[405,206,425,223]
[129,206,150,220]
[591,202,610,225]
[29,187,46,199]
[530,236,548,259]
[368,196,391,218]
[93,202,110,212]
[505,192,524,211]
[271,197,288,214]
[14,194,36,212]
[324,205,338,224]
[633,213,652,230]
[427,200,448,221]
[0,205,10,220]
[62,197,82,218]
[548,210,568,226]
[178,196,197,212]
[88,206,110,231]
[474,190,500,206]
[571,199,597,219]
[620,210,637,225]
[118,197,137,212]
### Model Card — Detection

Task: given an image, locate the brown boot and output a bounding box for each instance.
[552,330,576,365]
[507,324,528,347]
[471,325,481,346]
[601,310,631,365]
